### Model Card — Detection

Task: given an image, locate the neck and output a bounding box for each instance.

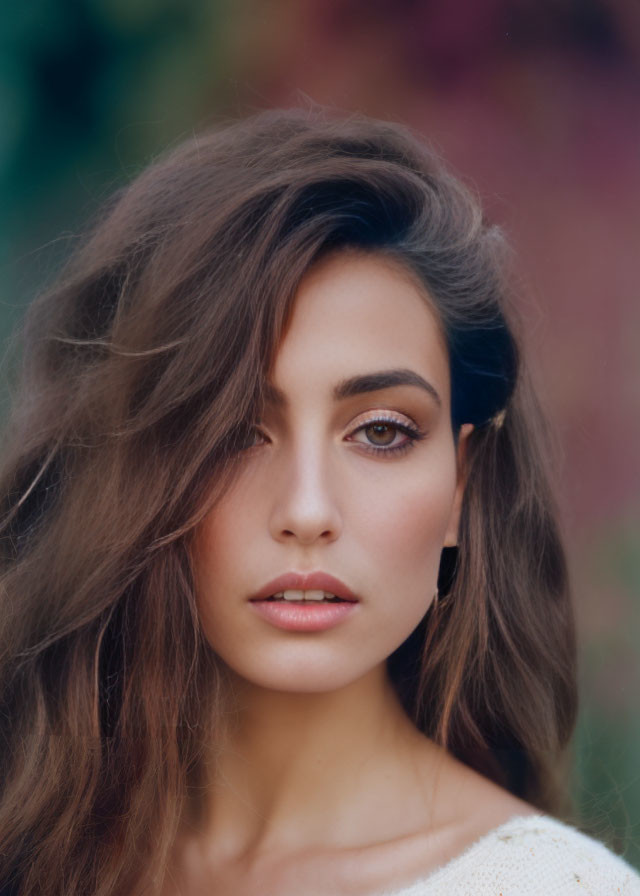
[196,662,442,862]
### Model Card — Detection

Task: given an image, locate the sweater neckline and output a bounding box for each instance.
[375,812,549,895]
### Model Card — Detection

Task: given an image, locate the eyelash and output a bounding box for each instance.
[348,416,425,457]
[242,416,425,458]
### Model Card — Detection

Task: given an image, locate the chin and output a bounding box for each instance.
[218,650,381,696]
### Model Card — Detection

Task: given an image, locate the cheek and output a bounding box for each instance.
[191,460,280,645]
[195,465,262,573]
[357,462,457,571]
[191,494,253,633]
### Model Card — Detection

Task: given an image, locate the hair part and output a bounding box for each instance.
[0,107,577,895]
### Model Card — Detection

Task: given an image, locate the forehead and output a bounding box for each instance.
[270,251,450,404]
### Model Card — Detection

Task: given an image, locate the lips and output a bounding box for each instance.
[250,571,359,603]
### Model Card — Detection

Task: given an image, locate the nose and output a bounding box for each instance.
[269,441,342,546]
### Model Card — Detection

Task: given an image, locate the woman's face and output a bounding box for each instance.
[193,251,472,693]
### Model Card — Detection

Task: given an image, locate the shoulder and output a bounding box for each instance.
[377,815,640,896]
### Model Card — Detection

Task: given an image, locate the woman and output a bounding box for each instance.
[0,109,638,896]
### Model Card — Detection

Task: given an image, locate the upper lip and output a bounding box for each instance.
[250,572,359,602]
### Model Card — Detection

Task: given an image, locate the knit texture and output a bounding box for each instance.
[374,814,640,895]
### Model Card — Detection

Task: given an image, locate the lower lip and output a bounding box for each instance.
[249,600,358,631]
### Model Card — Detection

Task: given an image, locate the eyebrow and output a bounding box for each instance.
[263,368,442,408]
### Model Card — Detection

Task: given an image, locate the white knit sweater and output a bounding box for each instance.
[374,814,640,895]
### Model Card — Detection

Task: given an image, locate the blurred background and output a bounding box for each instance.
[1,0,639,868]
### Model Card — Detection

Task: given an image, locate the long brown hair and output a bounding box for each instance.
[0,108,577,895]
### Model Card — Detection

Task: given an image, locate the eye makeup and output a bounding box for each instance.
[239,403,429,459]
[346,413,426,458]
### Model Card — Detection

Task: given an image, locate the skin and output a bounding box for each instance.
[168,251,537,896]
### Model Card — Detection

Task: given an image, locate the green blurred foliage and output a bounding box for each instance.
[572,522,640,867]
[1,0,231,335]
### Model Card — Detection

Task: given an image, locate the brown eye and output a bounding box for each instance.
[235,424,268,452]
[347,415,424,456]
[365,423,397,446]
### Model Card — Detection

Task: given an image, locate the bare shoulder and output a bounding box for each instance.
[316,747,542,896]
[407,734,539,824]
[442,754,540,832]
[362,741,541,891]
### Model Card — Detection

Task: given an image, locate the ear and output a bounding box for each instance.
[443,423,474,547]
